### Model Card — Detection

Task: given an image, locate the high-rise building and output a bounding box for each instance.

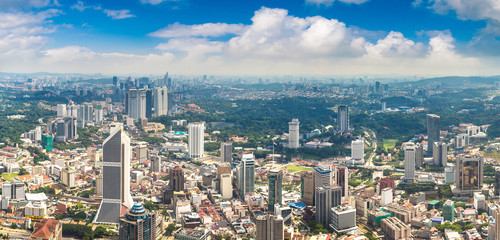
[153,87,168,117]
[77,103,93,127]
[2,182,25,200]
[113,76,118,87]
[94,123,133,224]
[455,154,484,195]
[335,166,349,199]
[95,105,103,124]
[427,114,441,156]
[415,143,424,169]
[314,164,332,188]
[170,166,185,192]
[455,133,469,149]
[337,105,349,132]
[288,118,300,149]
[495,209,500,240]
[167,90,174,113]
[442,200,454,222]
[300,170,315,206]
[330,205,357,233]
[61,167,77,188]
[351,139,364,164]
[220,174,232,200]
[433,141,447,166]
[55,117,77,142]
[404,142,416,183]
[238,154,255,200]
[56,104,66,118]
[268,169,283,212]
[188,122,204,159]
[145,89,153,118]
[381,188,393,206]
[119,202,160,240]
[382,102,387,111]
[41,134,53,152]
[379,177,395,194]
[127,89,147,120]
[150,154,161,173]
[315,185,342,227]
[220,142,232,163]
[96,175,103,195]
[256,214,284,240]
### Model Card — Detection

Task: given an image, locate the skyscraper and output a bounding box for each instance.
[220,142,232,163]
[188,122,205,159]
[94,123,133,224]
[238,154,255,200]
[145,89,153,118]
[315,185,342,227]
[2,182,25,200]
[170,166,185,192]
[256,214,284,240]
[300,170,315,206]
[351,139,364,164]
[288,118,300,149]
[455,154,484,195]
[415,143,424,169]
[442,200,455,222]
[127,89,147,120]
[153,87,168,117]
[335,166,349,199]
[433,141,447,166]
[314,164,332,188]
[55,117,77,142]
[95,105,103,124]
[337,105,349,132]
[268,169,283,212]
[150,154,161,173]
[426,114,440,156]
[56,104,66,118]
[119,202,160,240]
[495,168,500,198]
[220,174,232,200]
[404,142,416,183]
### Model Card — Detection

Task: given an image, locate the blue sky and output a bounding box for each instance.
[1,0,500,75]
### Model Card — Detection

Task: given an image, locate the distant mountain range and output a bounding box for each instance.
[400,76,500,88]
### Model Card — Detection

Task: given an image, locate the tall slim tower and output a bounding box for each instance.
[404,142,416,183]
[238,154,255,200]
[127,89,147,120]
[288,118,300,149]
[153,87,168,117]
[94,123,133,224]
[169,166,185,191]
[315,185,342,227]
[300,170,315,206]
[337,105,349,132]
[220,142,232,163]
[188,122,205,159]
[426,114,440,156]
[268,169,283,212]
[314,164,332,188]
[335,166,349,199]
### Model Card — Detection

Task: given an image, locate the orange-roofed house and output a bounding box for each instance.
[29,219,62,240]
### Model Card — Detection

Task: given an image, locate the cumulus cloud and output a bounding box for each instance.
[0,6,497,75]
[306,0,370,7]
[102,9,135,20]
[140,0,172,5]
[150,23,246,38]
[71,0,91,12]
[0,0,59,9]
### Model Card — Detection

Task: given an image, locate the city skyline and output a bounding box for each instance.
[1,0,500,75]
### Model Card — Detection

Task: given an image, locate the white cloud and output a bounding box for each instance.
[422,0,500,22]
[149,23,246,38]
[0,6,498,76]
[71,0,91,12]
[306,0,370,7]
[102,9,135,20]
[0,0,57,9]
[140,0,168,5]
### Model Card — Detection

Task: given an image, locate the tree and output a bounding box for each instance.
[18,168,27,175]
[383,169,392,176]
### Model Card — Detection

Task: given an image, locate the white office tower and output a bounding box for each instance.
[288,118,300,149]
[94,123,133,224]
[188,122,205,159]
[381,188,393,206]
[337,105,349,132]
[351,139,364,164]
[154,87,169,116]
[220,142,232,163]
[220,173,232,200]
[56,104,67,117]
[238,154,255,200]
[404,142,416,183]
[95,105,103,124]
[433,142,447,167]
[455,133,469,149]
[382,102,386,112]
[67,104,79,118]
[127,89,147,120]
[473,192,486,210]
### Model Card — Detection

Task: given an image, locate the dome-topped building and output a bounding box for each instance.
[119,202,162,240]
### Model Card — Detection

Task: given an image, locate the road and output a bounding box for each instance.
[362,127,377,167]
